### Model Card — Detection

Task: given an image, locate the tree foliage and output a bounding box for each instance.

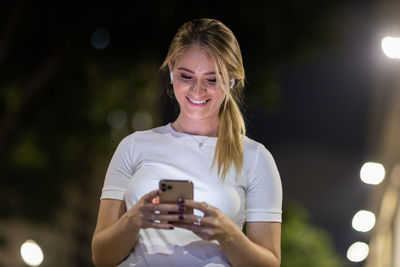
[282,203,347,267]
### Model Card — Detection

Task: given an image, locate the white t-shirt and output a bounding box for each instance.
[101,123,282,267]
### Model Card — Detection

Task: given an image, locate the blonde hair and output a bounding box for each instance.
[160,18,246,180]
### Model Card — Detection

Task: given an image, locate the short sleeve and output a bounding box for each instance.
[101,134,136,200]
[246,144,282,222]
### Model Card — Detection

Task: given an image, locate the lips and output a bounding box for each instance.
[187,97,209,105]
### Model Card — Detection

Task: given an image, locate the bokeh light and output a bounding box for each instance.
[360,162,385,185]
[352,210,376,232]
[20,240,44,266]
[382,36,400,59]
[90,27,111,49]
[347,242,369,262]
[107,108,127,129]
[132,111,153,131]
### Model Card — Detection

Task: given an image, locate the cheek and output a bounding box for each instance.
[173,81,189,95]
[173,84,189,108]
[172,84,184,99]
[214,89,227,104]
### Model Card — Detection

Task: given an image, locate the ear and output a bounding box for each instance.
[230,79,235,89]
[168,62,174,84]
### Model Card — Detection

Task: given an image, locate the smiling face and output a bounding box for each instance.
[170,45,226,125]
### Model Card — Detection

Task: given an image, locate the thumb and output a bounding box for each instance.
[143,189,159,202]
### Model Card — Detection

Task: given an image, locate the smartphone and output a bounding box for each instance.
[159,179,194,220]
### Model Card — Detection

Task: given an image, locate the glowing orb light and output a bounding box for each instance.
[352,210,376,232]
[347,242,369,262]
[360,162,385,185]
[382,36,400,59]
[20,240,44,266]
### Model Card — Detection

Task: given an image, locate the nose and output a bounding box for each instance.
[190,79,206,96]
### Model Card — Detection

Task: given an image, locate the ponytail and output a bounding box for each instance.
[213,93,246,180]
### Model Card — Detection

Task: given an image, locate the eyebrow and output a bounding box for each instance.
[177,67,216,75]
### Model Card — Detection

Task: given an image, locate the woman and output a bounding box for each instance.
[92,18,282,267]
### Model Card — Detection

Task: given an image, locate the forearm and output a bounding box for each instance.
[218,228,280,267]
[92,213,140,267]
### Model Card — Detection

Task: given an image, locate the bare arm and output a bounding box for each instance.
[219,222,281,267]
[91,199,139,267]
[175,201,281,267]
[91,190,177,267]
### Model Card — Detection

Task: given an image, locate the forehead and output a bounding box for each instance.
[174,45,216,73]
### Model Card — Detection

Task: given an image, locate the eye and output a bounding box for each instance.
[207,78,216,83]
[180,74,192,80]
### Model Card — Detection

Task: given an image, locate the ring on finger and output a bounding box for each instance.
[194,216,202,226]
[204,204,210,215]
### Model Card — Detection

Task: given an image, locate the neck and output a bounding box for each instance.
[173,115,219,137]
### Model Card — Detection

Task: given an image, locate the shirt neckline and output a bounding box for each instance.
[165,123,218,146]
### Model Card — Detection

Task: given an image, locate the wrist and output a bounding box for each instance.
[217,220,244,244]
[122,207,141,231]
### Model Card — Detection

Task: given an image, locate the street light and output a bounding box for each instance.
[360,162,385,185]
[382,36,400,59]
[347,242,369,262]
[352,210,376,232]
[20,240,44,266]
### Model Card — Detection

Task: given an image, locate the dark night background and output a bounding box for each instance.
[1,1,393,266]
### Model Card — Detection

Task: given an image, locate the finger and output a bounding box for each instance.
[182,200,212,216]
[176,214,212,226]
[143,189,160,202]
[151,213,208,226]
[175,222,203,231]
[152,196,160,204]
[146,222,175,230]
[153,213,182,223]
[143,203,182,213]
[143,212,173,227]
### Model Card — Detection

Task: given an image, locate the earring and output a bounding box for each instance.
[170,72,174,84]
[230,79,235,89]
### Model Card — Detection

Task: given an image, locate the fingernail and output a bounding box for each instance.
[179,214,184,220]
[179,204,185,212]
[169,226,175,230]
[178,198,184,203]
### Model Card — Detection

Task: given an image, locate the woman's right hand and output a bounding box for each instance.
[92,189,182,266]
[127,189,177,230]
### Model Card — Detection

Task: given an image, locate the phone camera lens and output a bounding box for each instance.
[167,185,172,190]
[161,188,167,192]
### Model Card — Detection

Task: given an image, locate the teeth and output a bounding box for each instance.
[188,98,207,104]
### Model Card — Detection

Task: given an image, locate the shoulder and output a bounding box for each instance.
[242,136,278,175]
[242,136,281,190]
[121,124,170,144]
[242,136,273,159]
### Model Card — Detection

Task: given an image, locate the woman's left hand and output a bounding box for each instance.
[173,200,239,242]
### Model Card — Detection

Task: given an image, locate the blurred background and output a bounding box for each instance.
[0,1,399,266]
